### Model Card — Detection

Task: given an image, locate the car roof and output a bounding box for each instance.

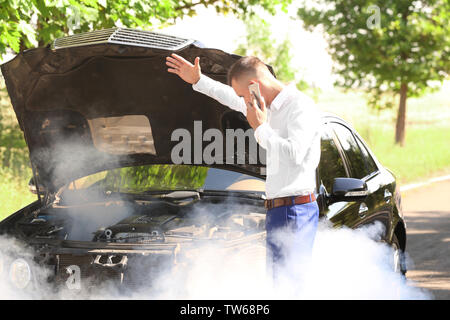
[321,111,354,128]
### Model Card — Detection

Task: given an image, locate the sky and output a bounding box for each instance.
[162,6,335,89]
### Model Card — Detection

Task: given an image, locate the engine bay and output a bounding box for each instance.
[15,193,266,245]
[4,191,267,292]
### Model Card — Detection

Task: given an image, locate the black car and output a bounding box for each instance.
[0,28,407,293]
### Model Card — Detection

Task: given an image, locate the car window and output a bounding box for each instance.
[354,134,378,175]
[331,123,374,179]
[318,127,348,193]
[68,165,265,193]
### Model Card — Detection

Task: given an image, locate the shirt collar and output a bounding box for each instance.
[269,82,296,111]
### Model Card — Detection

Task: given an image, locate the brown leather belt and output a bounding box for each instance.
[264,193,316,210]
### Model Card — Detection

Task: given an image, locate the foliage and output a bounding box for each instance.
[235,15,309,89]
[297,0,450,103]
[297,0,450,144]
[0,80,35,217]
[0,0,292,56]
[0,80,30,178]
[99,164,209,193]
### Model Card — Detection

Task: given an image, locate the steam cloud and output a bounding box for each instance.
[0,141,431,300]
[0,220,431,299]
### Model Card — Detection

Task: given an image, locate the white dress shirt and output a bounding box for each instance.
[193,74,322,199]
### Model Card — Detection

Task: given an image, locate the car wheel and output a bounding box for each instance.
[391,233,406,277]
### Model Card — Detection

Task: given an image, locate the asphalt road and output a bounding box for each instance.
[401,179,450,300]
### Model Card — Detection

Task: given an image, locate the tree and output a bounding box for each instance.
[0,0,292,57]
[235,15,310,91]
[297,0,450,146]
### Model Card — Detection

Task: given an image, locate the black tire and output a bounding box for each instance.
[391,233,407,277]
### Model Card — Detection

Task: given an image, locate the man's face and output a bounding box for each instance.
[231,77,256,107]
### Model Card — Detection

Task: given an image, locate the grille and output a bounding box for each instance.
[52,28,194,51]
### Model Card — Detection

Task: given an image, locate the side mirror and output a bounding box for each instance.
[329,177,368,203]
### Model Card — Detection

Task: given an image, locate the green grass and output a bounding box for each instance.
[1,78,37,220]
[356,125,450,185]
[316,82,450,185]
[0,168,37,219]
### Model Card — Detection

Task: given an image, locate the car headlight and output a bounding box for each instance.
[9,258,32,289]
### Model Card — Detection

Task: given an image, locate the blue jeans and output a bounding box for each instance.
[266,199,319,280]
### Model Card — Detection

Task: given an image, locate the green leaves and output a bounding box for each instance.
[17,20,36,44]
[235,15,308,89]
[0,81,30,177]
[1,27,21,52]
[297,0,450,101]
[100,164,209,193]
[297,0,450,144]
[0,0,293,58]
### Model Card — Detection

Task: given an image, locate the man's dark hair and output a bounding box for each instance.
[227,56,268,85]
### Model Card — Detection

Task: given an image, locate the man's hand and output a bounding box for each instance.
[166,53,201,84]
[246,95,267,130]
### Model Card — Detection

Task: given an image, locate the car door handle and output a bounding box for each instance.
[358,202,368,218]
[384,189,392,203]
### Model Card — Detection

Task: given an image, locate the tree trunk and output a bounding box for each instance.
[395,83,408,146]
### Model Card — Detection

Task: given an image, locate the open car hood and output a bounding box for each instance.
[1,28,269,193]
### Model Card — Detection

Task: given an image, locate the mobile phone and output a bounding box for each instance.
[248,83,262,109]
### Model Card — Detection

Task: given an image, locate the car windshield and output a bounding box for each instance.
[67,164,265,193]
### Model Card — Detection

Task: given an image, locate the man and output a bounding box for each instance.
[166,53,321,280]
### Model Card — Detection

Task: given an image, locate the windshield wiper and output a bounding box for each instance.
[125,189,264,201]
[135,190,200,205]
[160,190,200,201]
[199,189,265,200]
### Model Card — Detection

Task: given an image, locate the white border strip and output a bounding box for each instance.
[400,174,450,192]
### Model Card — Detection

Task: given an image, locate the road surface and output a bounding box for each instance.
[401,179,450,299]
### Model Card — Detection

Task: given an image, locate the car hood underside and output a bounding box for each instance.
[1,33,270,192]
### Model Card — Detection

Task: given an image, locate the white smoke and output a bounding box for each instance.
[0,236,53,299]
[0,219,431,299]
[135,220,431,300]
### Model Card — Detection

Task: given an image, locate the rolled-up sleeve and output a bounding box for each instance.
[193,74,247,115]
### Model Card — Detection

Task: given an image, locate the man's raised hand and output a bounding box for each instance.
[166,53,201,84]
